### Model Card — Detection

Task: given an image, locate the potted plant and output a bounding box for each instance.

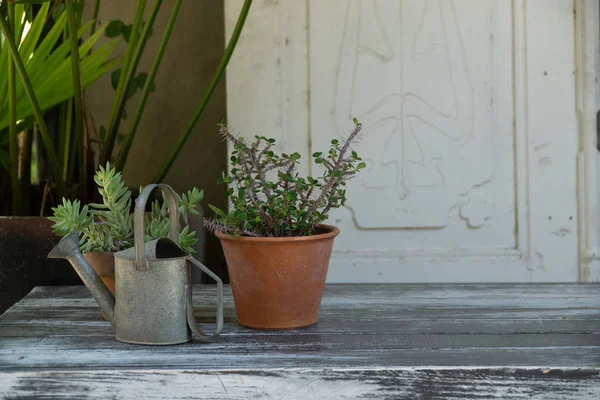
[0,1,121,314]
[0,0,252,314]
[206,119,365,329]
[49,163,203,298]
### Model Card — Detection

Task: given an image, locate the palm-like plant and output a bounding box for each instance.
[0,3,118,130]
[0,0,253,218]
[0,0,119,214]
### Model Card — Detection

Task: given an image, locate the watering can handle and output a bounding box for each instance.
[134,184,180,270]
[185,256,224,338]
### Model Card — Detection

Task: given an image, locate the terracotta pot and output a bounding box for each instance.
[83,252,115,320]
[215,224,340,329]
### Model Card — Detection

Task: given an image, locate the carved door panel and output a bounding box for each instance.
[225,0,583,282]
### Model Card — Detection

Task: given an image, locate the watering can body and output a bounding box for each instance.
[114,239,192,345]
[48,184,223,345]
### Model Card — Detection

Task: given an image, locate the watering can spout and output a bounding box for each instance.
[48,232,116,324]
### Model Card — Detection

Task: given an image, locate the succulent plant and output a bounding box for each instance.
[49,163,203,252]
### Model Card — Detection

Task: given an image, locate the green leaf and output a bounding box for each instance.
[99,126,106,142]
[105,19,124,38]
[291,152,301,161]
[135,72,156,93]
[208,204,227,218]
[356,162,366,170]
[312,152,322,157]
[111,69,121,90]
[331,139,339,145]
[0,4,121,131]
[52,3,65,21]
[122,24,132,42]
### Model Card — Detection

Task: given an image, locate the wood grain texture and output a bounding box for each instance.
[1,368,599,400]
[0,284,599,398]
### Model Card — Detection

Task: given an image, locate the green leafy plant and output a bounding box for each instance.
[0,0,120,214]
[0,2,117,131]
[49,163,203,252]
[0,0,253,218]
[89,0,254,182]
[206,119,365,238]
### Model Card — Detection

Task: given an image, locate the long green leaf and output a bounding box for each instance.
[153,0,253,182]
[0,13,66,198]
[0,22,118,130]
[116,0,183,171]
[8,2,21,214]
[0,2,27,119]
[89,0,100,38]
[100,0,161,166]
[17,2,49,62]
[64,0,84,191]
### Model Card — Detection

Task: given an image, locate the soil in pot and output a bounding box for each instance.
[216,224,339,329]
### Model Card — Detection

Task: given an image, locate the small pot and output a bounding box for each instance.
[215,224,339,329]
[83,252,115,320]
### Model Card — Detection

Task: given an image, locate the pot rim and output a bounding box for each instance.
[215,224,340,243]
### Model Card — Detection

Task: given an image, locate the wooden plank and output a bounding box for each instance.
[1,285,599,372]
[1,368,599,399]
[1,339,598,370]
[1,284,599,397]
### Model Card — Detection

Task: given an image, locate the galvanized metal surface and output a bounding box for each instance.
[47,232,116,324]
[46,184,223,345]
[133,184,179,271]
[186,256,223,337]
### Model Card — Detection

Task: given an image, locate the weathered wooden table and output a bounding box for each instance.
[0,284,599,399]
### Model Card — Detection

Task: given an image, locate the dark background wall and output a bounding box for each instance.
[83,0,229,280]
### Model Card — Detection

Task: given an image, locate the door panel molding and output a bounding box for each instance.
[575,0,600,282]
[226,0,584,282]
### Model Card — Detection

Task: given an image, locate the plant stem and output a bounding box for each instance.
[115,0,182,172]
[89,0,100,46]
[20,128,32,214]
[68,113,77,185]
[77,0,84,26]
[112,0,146,118]
[0,14,67,200]
[100,0,160,167]
[7,3,21,215]
[63,98,73,180]
[153,0,253,183]
[56,102,65,167]
[65,0,84,191]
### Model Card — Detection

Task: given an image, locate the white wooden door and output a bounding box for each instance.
[225,0,600,282]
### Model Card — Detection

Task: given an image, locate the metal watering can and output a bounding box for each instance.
[48,184,223,345]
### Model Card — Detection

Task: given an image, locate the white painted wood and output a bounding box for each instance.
[2,368,599,399]
[226,0,593,282]
[575,0,600,282]
[1,285,599,398]
[224,0,310,176]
